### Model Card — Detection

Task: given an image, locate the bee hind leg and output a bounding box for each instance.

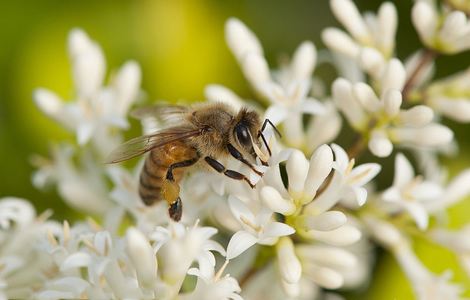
[168,197,183,221]
[163,158,199,221]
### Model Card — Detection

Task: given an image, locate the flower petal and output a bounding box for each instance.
[300,211,347,231]
[348,163,381,187]
[286,150,309,197]
[205,84,244,111]
[301,99,326,115]
[264,105,289,125]
[261,222,295,241]
[302,144,333,202]
[228,195,256,225]
[60,252,92,271]
[277,237,301,284]
[393,153,414,188]
[226,231,258,260]
[331,143,350,173]
[402,202,429,230]
[260,186,296,215]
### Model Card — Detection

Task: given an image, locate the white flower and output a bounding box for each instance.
[125,227,158,289]
[276,237,302,285]
[324,0,397,77]
[412,1,470,54]
[150,221,225,298]
[332,59,453,157]
[183,260,242,300]
[260,145,361,245]
[296,243,357,290]
[205,84,246,111]
[226,196,295,260]
[0,199,55,300]
[261,145,333,212]
[305,144,380,215]
[32,144,113,215]
[431,225,470,278]
[304,102,342,154]
[426,67,470,122]
[241,263,320,300]
[381,153,443,230]
[35,277,90,300]
[365,217,464,300]
[34,28,141,154]
[225,18,325,147]
[0,197,35,229]
[425,169,470,214]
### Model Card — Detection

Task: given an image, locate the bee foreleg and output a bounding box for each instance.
[163,158,199,221]
[227,144,264,176]
[204,156,255,188]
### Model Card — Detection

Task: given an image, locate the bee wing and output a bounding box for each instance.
[131,104,189,122]
[105,127,200,164]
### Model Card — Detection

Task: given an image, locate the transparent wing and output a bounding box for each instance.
[105,127,200,164]
[131,104,189,121]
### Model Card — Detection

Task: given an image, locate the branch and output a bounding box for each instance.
[402,49,437,102]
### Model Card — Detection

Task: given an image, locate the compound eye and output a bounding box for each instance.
[235,125,251,146]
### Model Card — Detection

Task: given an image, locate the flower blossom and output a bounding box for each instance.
[332,59,453,157]
[32,144,113,215]
[365,217,464,300]
[150,221,226,298]
[381,153,443,230]
[323,0,397,78]
[34,28,141,155]
[256,144,370,294]
[225,18,329,148]
[425,67,470,122]
[431,225,470,278]
[225,196,295,260]
[412,1,470,54]
[183,261,242,300]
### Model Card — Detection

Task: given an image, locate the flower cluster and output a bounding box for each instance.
[3,1,470,299]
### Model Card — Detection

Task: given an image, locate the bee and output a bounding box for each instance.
[106,103,278,222]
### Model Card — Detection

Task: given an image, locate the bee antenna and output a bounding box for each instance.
[258,131,272,157]
[260,119,282,138]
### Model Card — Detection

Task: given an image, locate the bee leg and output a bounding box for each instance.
[204,156,255,188]
[168,197,183,221]
[163,158,199,221]
[227,144,264,176]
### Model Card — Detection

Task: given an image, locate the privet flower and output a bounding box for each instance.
[323,0,397,77]
[365,217,464,300]
[225,18,329,148]
[32,144,113,215]
[425,67,470,122]
[412,0,470,54]
[226,196,295,260]
[34,28,141,155]
[431,225,470,278]
[150,221,226,298]
[332,59,453,157]
[381,153,443,230]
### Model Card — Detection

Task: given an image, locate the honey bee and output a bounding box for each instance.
[106,103,278,221]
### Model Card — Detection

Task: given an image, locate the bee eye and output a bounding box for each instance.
[235,125,251,146]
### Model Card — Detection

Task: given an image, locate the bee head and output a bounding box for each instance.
[233,109,269,162]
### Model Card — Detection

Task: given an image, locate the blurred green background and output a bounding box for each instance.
[1,0,469,299]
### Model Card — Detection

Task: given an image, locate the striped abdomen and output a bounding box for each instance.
[139,141,197,205]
